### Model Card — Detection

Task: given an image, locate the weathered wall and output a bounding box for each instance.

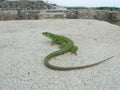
[76,9,111,22]
[0,11,18,20]
[110,11,120,21]
[66,9,120,23]
[37,13,66,19]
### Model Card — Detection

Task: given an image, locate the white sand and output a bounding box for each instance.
[0,19,120,90]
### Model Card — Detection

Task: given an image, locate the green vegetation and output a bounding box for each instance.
[95,7,120,11]
[66,7,88,10]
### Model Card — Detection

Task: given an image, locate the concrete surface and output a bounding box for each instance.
[0,19,120,90]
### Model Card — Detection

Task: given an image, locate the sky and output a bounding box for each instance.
[43,0,120,7]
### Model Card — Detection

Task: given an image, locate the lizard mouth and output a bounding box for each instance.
[42,32,47,35]
[42,32,49,37]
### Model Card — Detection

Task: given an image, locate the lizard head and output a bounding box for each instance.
[42,32,56,40]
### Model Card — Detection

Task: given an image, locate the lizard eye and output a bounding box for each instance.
[44,32,48,34]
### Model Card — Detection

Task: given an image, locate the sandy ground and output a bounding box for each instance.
[0,19,120,90]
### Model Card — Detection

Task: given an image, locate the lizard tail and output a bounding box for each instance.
[44,55,115,71]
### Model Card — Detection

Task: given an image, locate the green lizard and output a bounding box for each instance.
[42,32,114,70]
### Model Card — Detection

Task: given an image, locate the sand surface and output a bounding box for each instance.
[0,19,120,90]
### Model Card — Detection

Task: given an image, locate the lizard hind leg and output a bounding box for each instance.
[70,46,78,55]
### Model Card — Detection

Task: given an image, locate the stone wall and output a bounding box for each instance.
[0,0,52,10]
[0,0,66,20]
[76,9,111,22]
[37,13,66,19]
[0,11,18,20]
[66,9,120,23]
[110,11,120,21]
[0,0,120,23]
[17,10,39,20]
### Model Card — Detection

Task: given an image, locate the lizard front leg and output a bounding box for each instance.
[70,46,78,55]
[51,40,60,45]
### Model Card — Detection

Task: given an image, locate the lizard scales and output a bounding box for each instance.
[42,32,114,70]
